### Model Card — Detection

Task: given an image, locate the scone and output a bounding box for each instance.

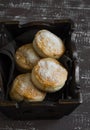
[31,58,68,92]
[33,30,65,59]
[15,44,40,72]
[10,73,46,102]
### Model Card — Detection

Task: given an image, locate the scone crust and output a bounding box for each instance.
[33,30,65,59]
[31,58,68,92]
[10,73,46,102]
[15,44,40,72]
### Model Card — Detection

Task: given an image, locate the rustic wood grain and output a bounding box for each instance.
[0,0,90,130]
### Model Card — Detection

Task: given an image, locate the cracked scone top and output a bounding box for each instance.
[31,58,68,92]
[10,73,46,102]
[33,30,65,59]
[15,44,40,72]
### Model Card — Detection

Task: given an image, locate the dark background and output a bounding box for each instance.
[0,0,90,130]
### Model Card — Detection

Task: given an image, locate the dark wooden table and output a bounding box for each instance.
[0,0,90,130]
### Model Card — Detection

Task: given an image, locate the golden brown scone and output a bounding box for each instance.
[15,44,40,72]
[31,58,68,92]
[33,30,65,59]
[10,73,46,102]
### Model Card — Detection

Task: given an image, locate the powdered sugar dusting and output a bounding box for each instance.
[19,44,40,66]
[38,59,67,83]
[25,47,40,64]
[16,73,45,98]
[17,73,33,94]
[37,30,63,53]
